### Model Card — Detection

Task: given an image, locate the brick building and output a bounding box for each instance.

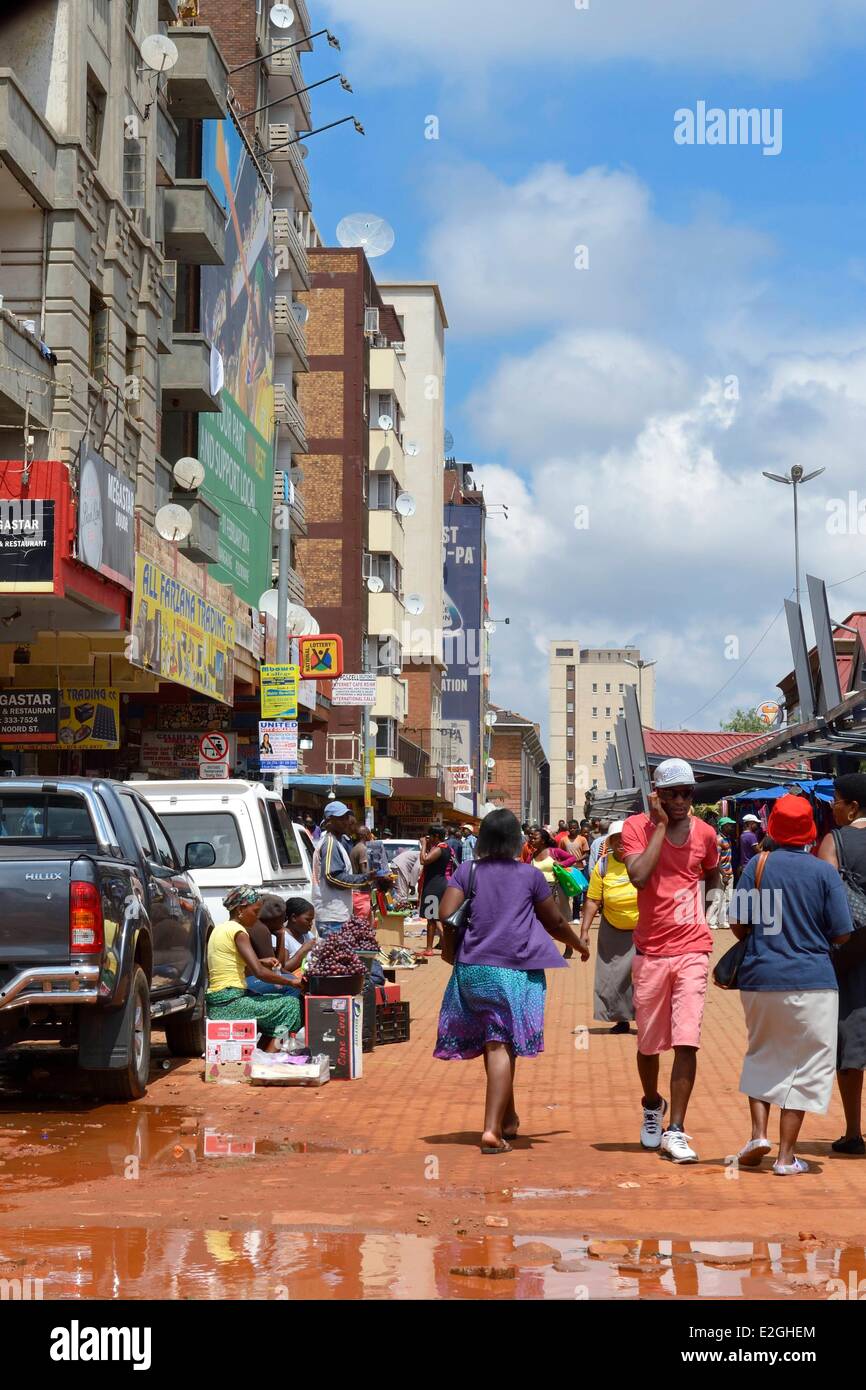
[488,706,548,825]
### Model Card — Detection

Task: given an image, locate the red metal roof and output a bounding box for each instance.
[643,729,772,765]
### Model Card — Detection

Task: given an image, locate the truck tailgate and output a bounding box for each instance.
[0,856,72,965]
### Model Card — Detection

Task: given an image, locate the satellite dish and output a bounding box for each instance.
[377,414,393,432]
[485,711,497,727]
[484,619,496,634]
[486,757,496,770]
[395,492,416,518]
[405,593,425,615]
[155,503,192,543]
[366,575,385,594]
[140,33,178,72]
[336,213,395,259]
[173,456,205,490]
[291,301,309,326]
[444,429,454,453]
[258,590,319,635]
[368,721,379,737]
[405,442,420,457]
[269,3,294,26]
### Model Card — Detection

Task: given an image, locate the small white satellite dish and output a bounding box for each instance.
[140,33,178,72]
[405,442,420,457]
[336,213,395,259]
[366,575,385,594]
[368,721,379,737]
[291,300,309,326]
[377,414,393,433]
[173,456,205,491]
[444,429,454,453]
[484,619,496,634]
[485,710,497,727]
[405,593,425,615]
[486,757,496,770]
[155,503,192,543]
[395,492,416,518]
[259,589,279,618]
[269,3,294,27]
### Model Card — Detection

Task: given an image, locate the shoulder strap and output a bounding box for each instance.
[465,859,478,899]
[598,852,608,878]
[754,851,769,892]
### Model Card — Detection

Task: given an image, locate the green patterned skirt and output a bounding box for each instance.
[206,987,302,1039]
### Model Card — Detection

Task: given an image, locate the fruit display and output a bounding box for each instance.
[307,936,364,978]
[340,916,379,952]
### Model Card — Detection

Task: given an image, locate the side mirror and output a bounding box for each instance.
[184,841,216,870]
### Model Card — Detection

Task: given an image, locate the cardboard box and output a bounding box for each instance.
[205,1039,255,1064]
[305,995,363,1079]
[203,1059,252,1084]
[206,1019,257,1043]
[250,1053,330,1087]
[375,913,406,952]
[375,984,401,1005]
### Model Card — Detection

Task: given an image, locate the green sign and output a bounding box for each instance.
[200,114,275,609]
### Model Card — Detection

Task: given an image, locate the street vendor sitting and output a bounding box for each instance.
[244,894,313,997]
[206,886,302,1051]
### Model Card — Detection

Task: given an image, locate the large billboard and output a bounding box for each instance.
[442,505,484,797]
[130,554,236,705]
[200,115,274,610]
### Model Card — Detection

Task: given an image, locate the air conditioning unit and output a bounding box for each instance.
[364,307,379,335]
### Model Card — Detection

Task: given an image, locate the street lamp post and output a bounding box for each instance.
[623,658,656,712]
[762,465,826,608]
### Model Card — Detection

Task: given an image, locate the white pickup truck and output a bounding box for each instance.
[129,780,315,926]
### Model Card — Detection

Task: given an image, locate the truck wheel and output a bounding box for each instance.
[93,967,151,1102]
[164,981,206,1058]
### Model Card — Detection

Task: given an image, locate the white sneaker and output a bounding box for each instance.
[660,1129,698,1163]
[640,1096,667,1149]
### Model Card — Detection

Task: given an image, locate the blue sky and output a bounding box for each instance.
[292,1,866,738]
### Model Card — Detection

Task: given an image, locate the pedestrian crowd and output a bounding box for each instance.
[431,760,866,1171]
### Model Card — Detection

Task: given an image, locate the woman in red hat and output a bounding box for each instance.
[729,795,853,1175]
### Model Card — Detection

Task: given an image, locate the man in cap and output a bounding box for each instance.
[620,758,722,1163]
[707,817,736,929]
[311,802,378,937]
[739,814,762,869]
[460,824,478,862]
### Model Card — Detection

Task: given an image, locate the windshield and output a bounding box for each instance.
[382,841,418,864]
[268,802,303,870]
[160,811,244,869]
[0,792,96,841]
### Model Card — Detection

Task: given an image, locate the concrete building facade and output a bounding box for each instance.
[488,706,547,825]
[548,640,657,822]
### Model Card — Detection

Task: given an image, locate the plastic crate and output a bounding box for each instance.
[374,1001,410,1045]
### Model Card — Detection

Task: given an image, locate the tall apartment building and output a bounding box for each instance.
[294,248,405,780]
[548,640,657,822]
[378,282,448,778]
[0,0,279,779]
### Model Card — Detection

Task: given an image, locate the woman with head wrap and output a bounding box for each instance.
[818,772,866,1153]
[206,885,302,1050]
[729,795,852,1174]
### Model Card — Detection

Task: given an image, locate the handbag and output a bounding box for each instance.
[552,861,588,896]
[441,861,477,967]
[831,829,866,974]
[712,852,768,990]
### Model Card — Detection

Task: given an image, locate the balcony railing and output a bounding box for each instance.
[274,295,309,369]
[401,724,466,770]
[273,381,308,451]
[397,735,431,779]
[273,207,310,288]
[268,124,310,204]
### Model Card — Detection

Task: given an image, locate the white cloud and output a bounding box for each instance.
[318,0,866,79]
[421,162,774,341]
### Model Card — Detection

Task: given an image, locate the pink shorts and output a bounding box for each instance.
[632,951,710,1055]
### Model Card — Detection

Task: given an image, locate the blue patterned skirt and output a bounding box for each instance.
[433,964,547,1060]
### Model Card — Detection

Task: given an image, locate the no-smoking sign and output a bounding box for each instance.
[198,731,230,779]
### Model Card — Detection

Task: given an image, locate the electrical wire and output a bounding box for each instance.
[678,600,790,728]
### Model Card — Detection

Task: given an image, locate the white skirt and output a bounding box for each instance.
[739,989,838,1113]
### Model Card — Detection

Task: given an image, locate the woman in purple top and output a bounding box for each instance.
[434,809,587,1154]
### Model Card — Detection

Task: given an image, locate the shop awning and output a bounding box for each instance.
[280,774,393,798]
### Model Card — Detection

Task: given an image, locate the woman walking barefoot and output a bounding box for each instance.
[433,809,587,1154]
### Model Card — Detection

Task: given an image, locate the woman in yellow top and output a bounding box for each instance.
[206,885,302,1051]
[579,820,638,1034]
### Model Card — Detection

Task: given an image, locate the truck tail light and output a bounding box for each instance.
[70,881,103,954]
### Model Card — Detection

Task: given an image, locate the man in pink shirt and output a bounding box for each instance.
[620,759,722,1164]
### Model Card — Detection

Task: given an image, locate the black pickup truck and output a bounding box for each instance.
[0,777,217,1100]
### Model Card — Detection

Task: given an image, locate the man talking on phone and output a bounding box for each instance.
[620,759,722,1163]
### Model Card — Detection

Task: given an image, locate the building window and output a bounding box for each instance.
[89,291,108,380]
[605,683,611,693]
[605,707,611,717]
[605,731,611,742]
[85,75,105,159]
[567,726,574,736]
[592,683,597,693]
[369,553,402,596]
[369,473,398,511]
[566,702,574,712]
[375,718,398,759]
[592,707,597,717]
[619,683,624,693]
[592,778,598,789]
[592,755,598,765]
[592,731,598,743]
[566,681,574,691]
[555,647,574,657]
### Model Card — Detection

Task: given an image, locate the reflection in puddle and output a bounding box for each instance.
[0,1229,863,1300]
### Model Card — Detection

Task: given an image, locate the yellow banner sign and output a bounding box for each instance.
[58,687,120,748]
[131,554,235,704]
[260,663,299,719]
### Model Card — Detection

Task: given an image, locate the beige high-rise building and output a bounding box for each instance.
[548,640,657,822]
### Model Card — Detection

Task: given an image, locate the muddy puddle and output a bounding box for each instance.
[0,1230,863,1299]
[0,1108,362,1201]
